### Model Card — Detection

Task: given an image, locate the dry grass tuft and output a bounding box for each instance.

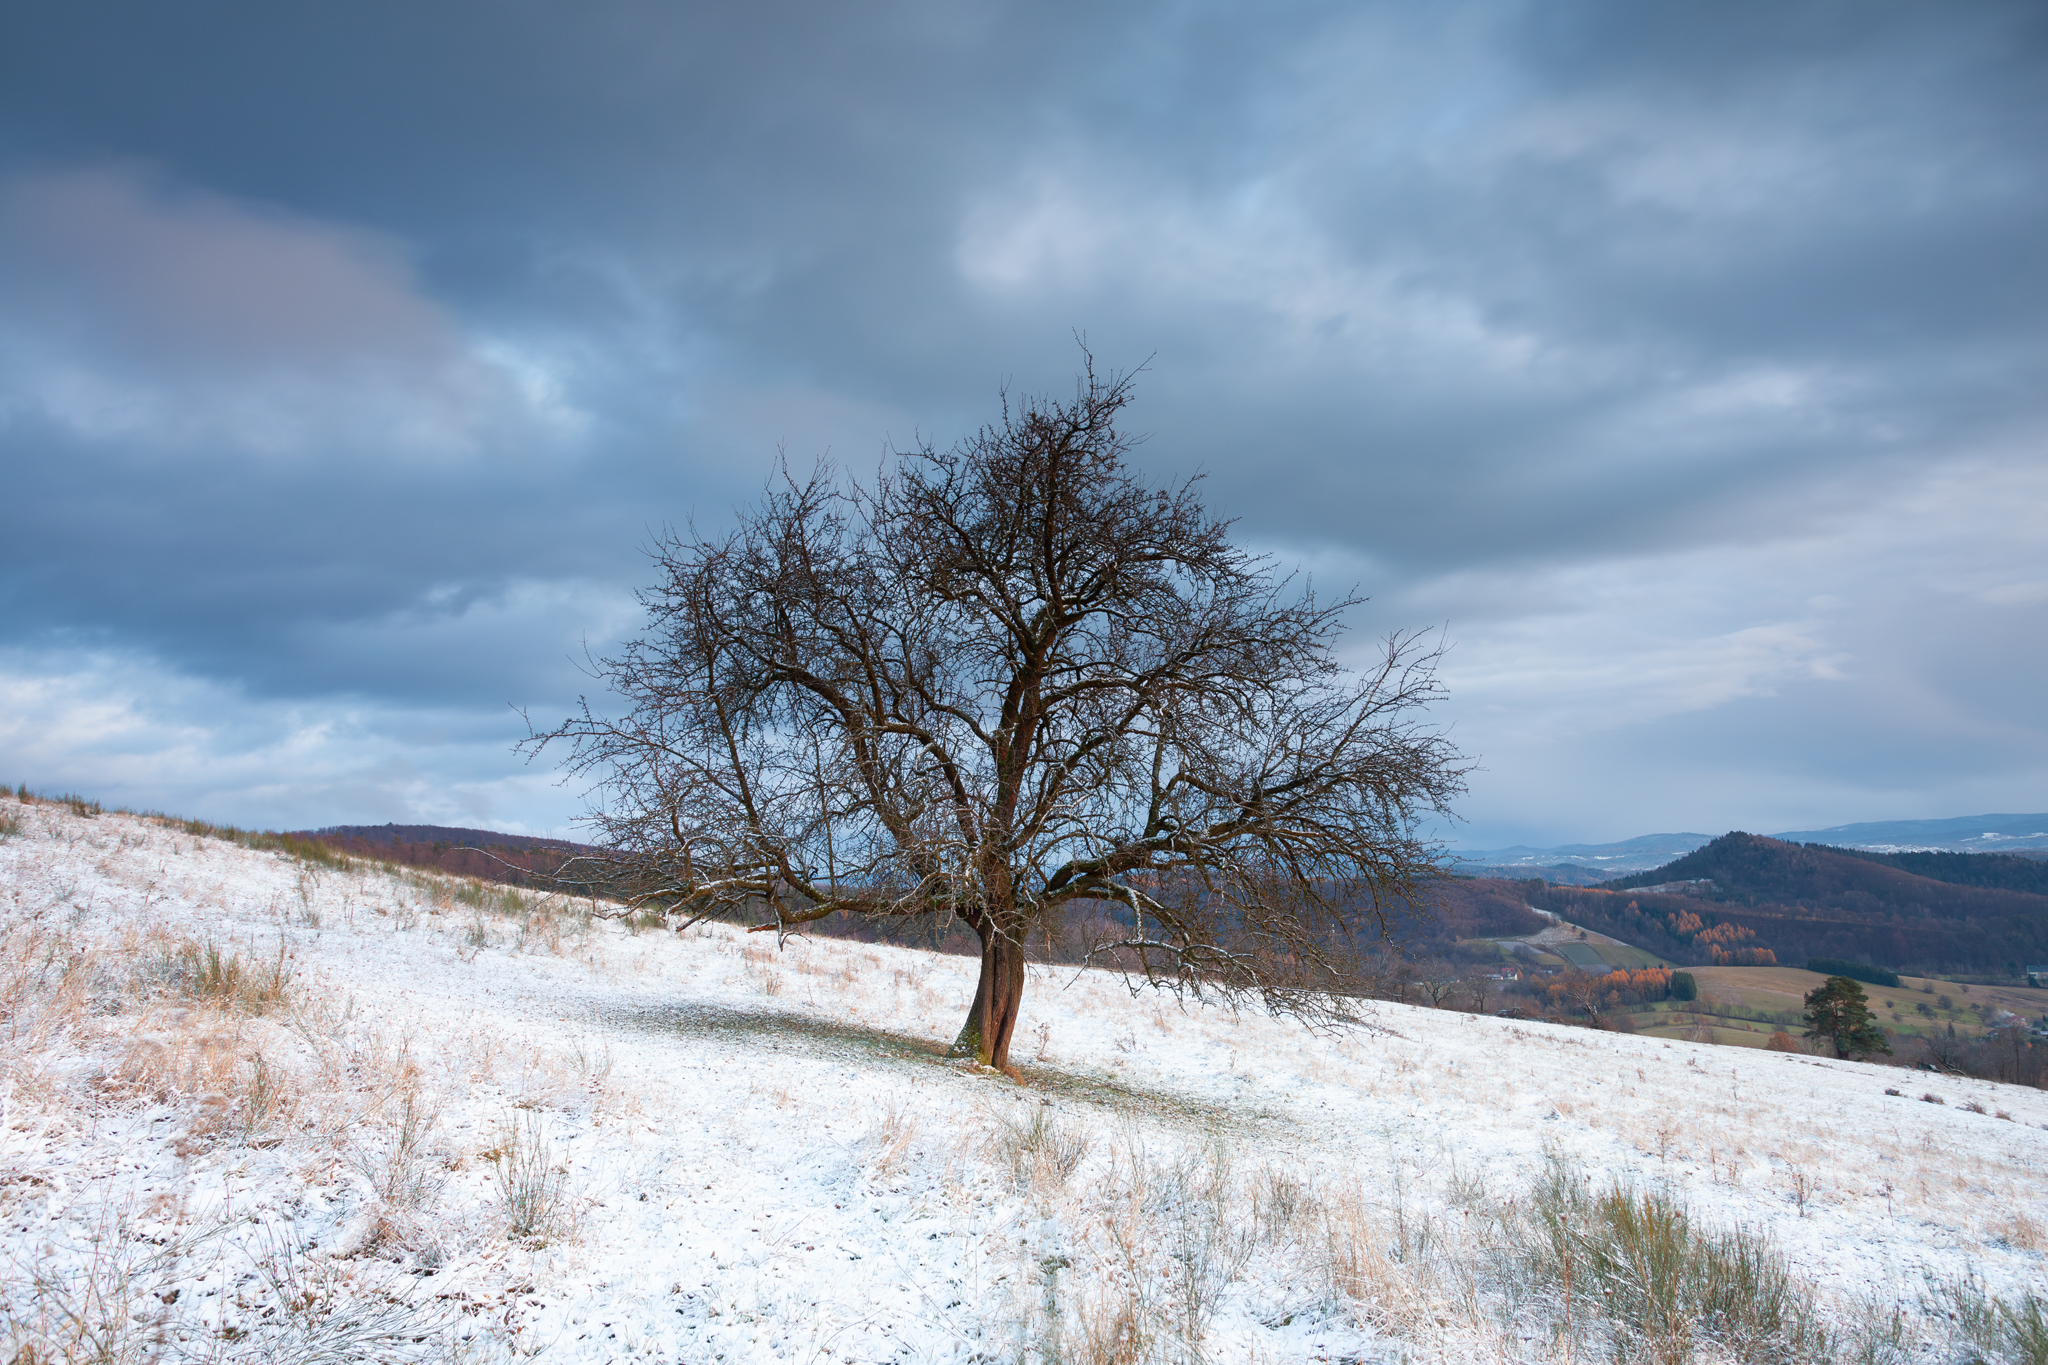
[865,1094,922,1178]
[1003,1135,1264,1363]
[353,1090,447,1212]
[1319,1182,1439,1338]
[1930,1277,2048,1365]
[2004,1210,2046,1253]
[487,1110,573,1245]
[1251,1165,1315,1246]
[993,1104,1093,1191]
[155,936,293,1015]
[0,1211,186,1364]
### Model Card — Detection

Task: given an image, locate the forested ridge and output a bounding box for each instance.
[1825,846,2048,896]
[1551,833,2048,974]
[294,823,598,887]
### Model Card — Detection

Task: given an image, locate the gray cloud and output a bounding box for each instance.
[1,0,2042,839]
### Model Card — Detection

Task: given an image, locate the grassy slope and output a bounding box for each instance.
[8,794,2048,1362]
[1626,965,2048,1047]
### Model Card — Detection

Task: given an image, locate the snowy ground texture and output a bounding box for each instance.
[3,798,2046,1364]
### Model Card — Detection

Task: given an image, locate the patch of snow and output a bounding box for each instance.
[2,800,2044,1361]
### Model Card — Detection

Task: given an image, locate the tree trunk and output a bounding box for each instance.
[947,921,1028,1074]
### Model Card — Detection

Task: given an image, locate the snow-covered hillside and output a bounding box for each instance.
[3,796,2045,1363]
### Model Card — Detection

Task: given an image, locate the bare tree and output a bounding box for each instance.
[523,358,1467,1074]
[1414,959,1461,1009]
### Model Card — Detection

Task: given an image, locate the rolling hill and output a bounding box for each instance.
[1450,812,2048,880]
[292,822,600,887]
[1537,833,2048,976]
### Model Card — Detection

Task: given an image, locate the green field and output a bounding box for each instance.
[1468,930,2048,1052]
[1586,941,1670,970]
[1551,941,1607,969]
[1624,965,2047,1049]
[1473,928,1673,972]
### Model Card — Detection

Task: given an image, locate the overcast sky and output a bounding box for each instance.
[2,0,2043,848]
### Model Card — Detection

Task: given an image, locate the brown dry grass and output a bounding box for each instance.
[865,1093,922,1179]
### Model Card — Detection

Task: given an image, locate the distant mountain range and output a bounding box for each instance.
[1452,813,2048,880]
[1769,814,2048,854]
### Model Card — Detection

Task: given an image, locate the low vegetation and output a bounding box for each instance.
[6,786,2047,1362]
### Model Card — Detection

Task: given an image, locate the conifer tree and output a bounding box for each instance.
[1802,975,1891,1059]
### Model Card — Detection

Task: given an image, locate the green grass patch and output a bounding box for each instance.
[1515,1158,1822,1361]
[1592,943,1673,970]
[1552,942,1608,970]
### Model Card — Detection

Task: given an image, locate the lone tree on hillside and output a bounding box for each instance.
[1803,975,1892,1060]
[523,358,1467,1074]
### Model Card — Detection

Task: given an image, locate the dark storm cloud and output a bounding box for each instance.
[1,0,2042,836]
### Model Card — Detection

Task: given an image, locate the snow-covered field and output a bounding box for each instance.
[3,796,2045,1363]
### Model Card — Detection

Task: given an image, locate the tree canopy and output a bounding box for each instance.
[1802,975,1891,1060]
[524,359,1468,1073]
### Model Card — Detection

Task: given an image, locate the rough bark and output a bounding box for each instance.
[947,921,1028,1072]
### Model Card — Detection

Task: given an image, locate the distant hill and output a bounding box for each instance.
[305,823,589,853]
[1449,833,1714,877]
[293,823,601,888]
[1455,862,1613,886]
[1767,813,2048,854]
[1600,834,2048,914]
[1545,833,2048,975]
[1450,813,2048,876]
[1823,847,2048,897]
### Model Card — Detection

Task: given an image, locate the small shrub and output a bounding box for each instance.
[1931,1277,2048,1365]
[994,1106,1092,1189]
[0,810,20,840]
[1765,1030,1800,1052]
[1921,1093,1945,1105]
[489,1111,570,1244]
[1520,1159,1819,1362]
[355,1092,446,1211]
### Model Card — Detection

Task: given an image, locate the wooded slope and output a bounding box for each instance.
[1555,833,2048,973]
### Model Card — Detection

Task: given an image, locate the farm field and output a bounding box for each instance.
[1625,966,2048,1049]
[4,795,2047,1363]
[1481,916,1674,972]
